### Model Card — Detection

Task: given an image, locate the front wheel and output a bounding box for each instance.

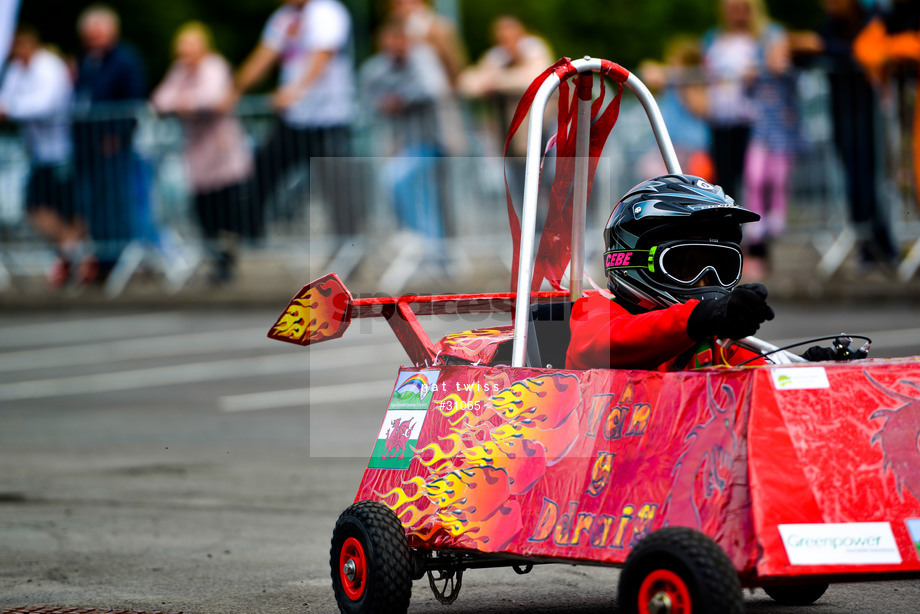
[617,527,743,614]
[330,500,413,614]
[763,582,829,605]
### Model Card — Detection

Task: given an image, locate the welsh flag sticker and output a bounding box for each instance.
[367,409,427,469]
[367,371,439,469]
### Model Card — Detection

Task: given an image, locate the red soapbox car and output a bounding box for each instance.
[268,58,920,613]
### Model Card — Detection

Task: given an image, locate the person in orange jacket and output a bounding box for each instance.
[853,0,920,208]
[565,174,775,371]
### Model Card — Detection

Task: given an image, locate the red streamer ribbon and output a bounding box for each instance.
[503,58,630,294]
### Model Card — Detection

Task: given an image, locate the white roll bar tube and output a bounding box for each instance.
[569,72,593,302]
[511,58,683,368]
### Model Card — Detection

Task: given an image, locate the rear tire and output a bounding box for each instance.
[331,500,412,614]
[763,582,829,605]
[617,527,743,614]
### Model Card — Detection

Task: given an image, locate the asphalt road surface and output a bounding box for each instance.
[2,303,920,614]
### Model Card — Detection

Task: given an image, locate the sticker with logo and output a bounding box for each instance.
[388,370,439,410]
[367,371,439,470]
[771,367,830,391]
[907,519,920,558]
[778,522,902,565]
[605,251,636,269]
[367,408,428,470]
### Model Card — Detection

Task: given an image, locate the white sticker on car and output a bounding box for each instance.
[779,522,902,565]
[771,367,830,390]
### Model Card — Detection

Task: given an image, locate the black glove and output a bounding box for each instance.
[802,346,836,362]
[802,337,868,362]
[687,283,775,341]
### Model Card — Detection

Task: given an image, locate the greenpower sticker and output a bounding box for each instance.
[779,522,902,565]
[771,367,830,390]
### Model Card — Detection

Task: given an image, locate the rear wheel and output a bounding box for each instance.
[617,527,743,614]
[331,501,412,614]
[763,582,829,605]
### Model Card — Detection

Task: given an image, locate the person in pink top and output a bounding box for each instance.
[152,22,254,284]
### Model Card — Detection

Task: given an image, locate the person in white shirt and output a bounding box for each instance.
[227,0,357,237]
[0,25,82,287]
[458,15,553,101]
[458,15,553,159]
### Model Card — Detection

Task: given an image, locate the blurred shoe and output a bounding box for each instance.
[209,250,236,286]
[46,257,72,289]
[76,255,102,286]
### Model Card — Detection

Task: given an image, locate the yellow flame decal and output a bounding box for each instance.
[396,502,436,527]
[440,329,505,347]
[436,511,468,536]
[416,433,466,467]
[271,280,342,342]
[376,476,428,508]
[271,298,311,341]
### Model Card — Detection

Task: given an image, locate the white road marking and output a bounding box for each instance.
[0,313,188,349]
[219,379,396,412]
[0,326,395,374]
[0,345,402,402]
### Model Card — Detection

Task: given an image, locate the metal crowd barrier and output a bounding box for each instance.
[0,69,917,297]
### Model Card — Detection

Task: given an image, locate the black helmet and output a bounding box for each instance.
[604,174,760,311]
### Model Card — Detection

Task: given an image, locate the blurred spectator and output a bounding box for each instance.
[459,15,553,198]
[854,0,920,217]
[152,22,254,285]
[0,25,80,287]
[388,0,468,155]
[360,18,449,244]
[793,0,899,266]
[72,4,148,282]
[389,0,466,88]
[637,36,714,181]
[228,0,356,237]
[701,0,776,201]
[458,15,553,107]
[742,26,800,281]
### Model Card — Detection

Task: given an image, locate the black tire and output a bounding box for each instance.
[763,582,829,606]
[330,500,413,614]
[617,527,743,614]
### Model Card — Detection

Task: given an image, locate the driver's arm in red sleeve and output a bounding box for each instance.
[565,295,699,370]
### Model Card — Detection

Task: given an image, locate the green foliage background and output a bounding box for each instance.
[20,0,826,90]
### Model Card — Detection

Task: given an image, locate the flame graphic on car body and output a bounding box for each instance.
[271,277,345,343]
[378,373,582,551]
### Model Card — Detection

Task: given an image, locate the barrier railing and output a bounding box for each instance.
[0,68,916,297]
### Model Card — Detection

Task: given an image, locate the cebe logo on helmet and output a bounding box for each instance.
[604,174,760,311]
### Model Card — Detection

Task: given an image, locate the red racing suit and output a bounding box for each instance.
[564,294,766,371]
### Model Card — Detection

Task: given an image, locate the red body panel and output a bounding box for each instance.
[355,361,920,583]
[748,361,920,580]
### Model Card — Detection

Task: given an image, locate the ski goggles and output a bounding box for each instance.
[604,241,743,288]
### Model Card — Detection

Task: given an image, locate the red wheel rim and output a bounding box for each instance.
[638,569,691,614]
[339,537,367,601]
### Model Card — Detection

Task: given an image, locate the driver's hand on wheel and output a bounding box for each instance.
[802,342,867,362]
[802,346,836,362]
[687,283,775,341]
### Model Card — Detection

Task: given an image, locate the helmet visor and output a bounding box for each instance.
[656,242,742,288]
